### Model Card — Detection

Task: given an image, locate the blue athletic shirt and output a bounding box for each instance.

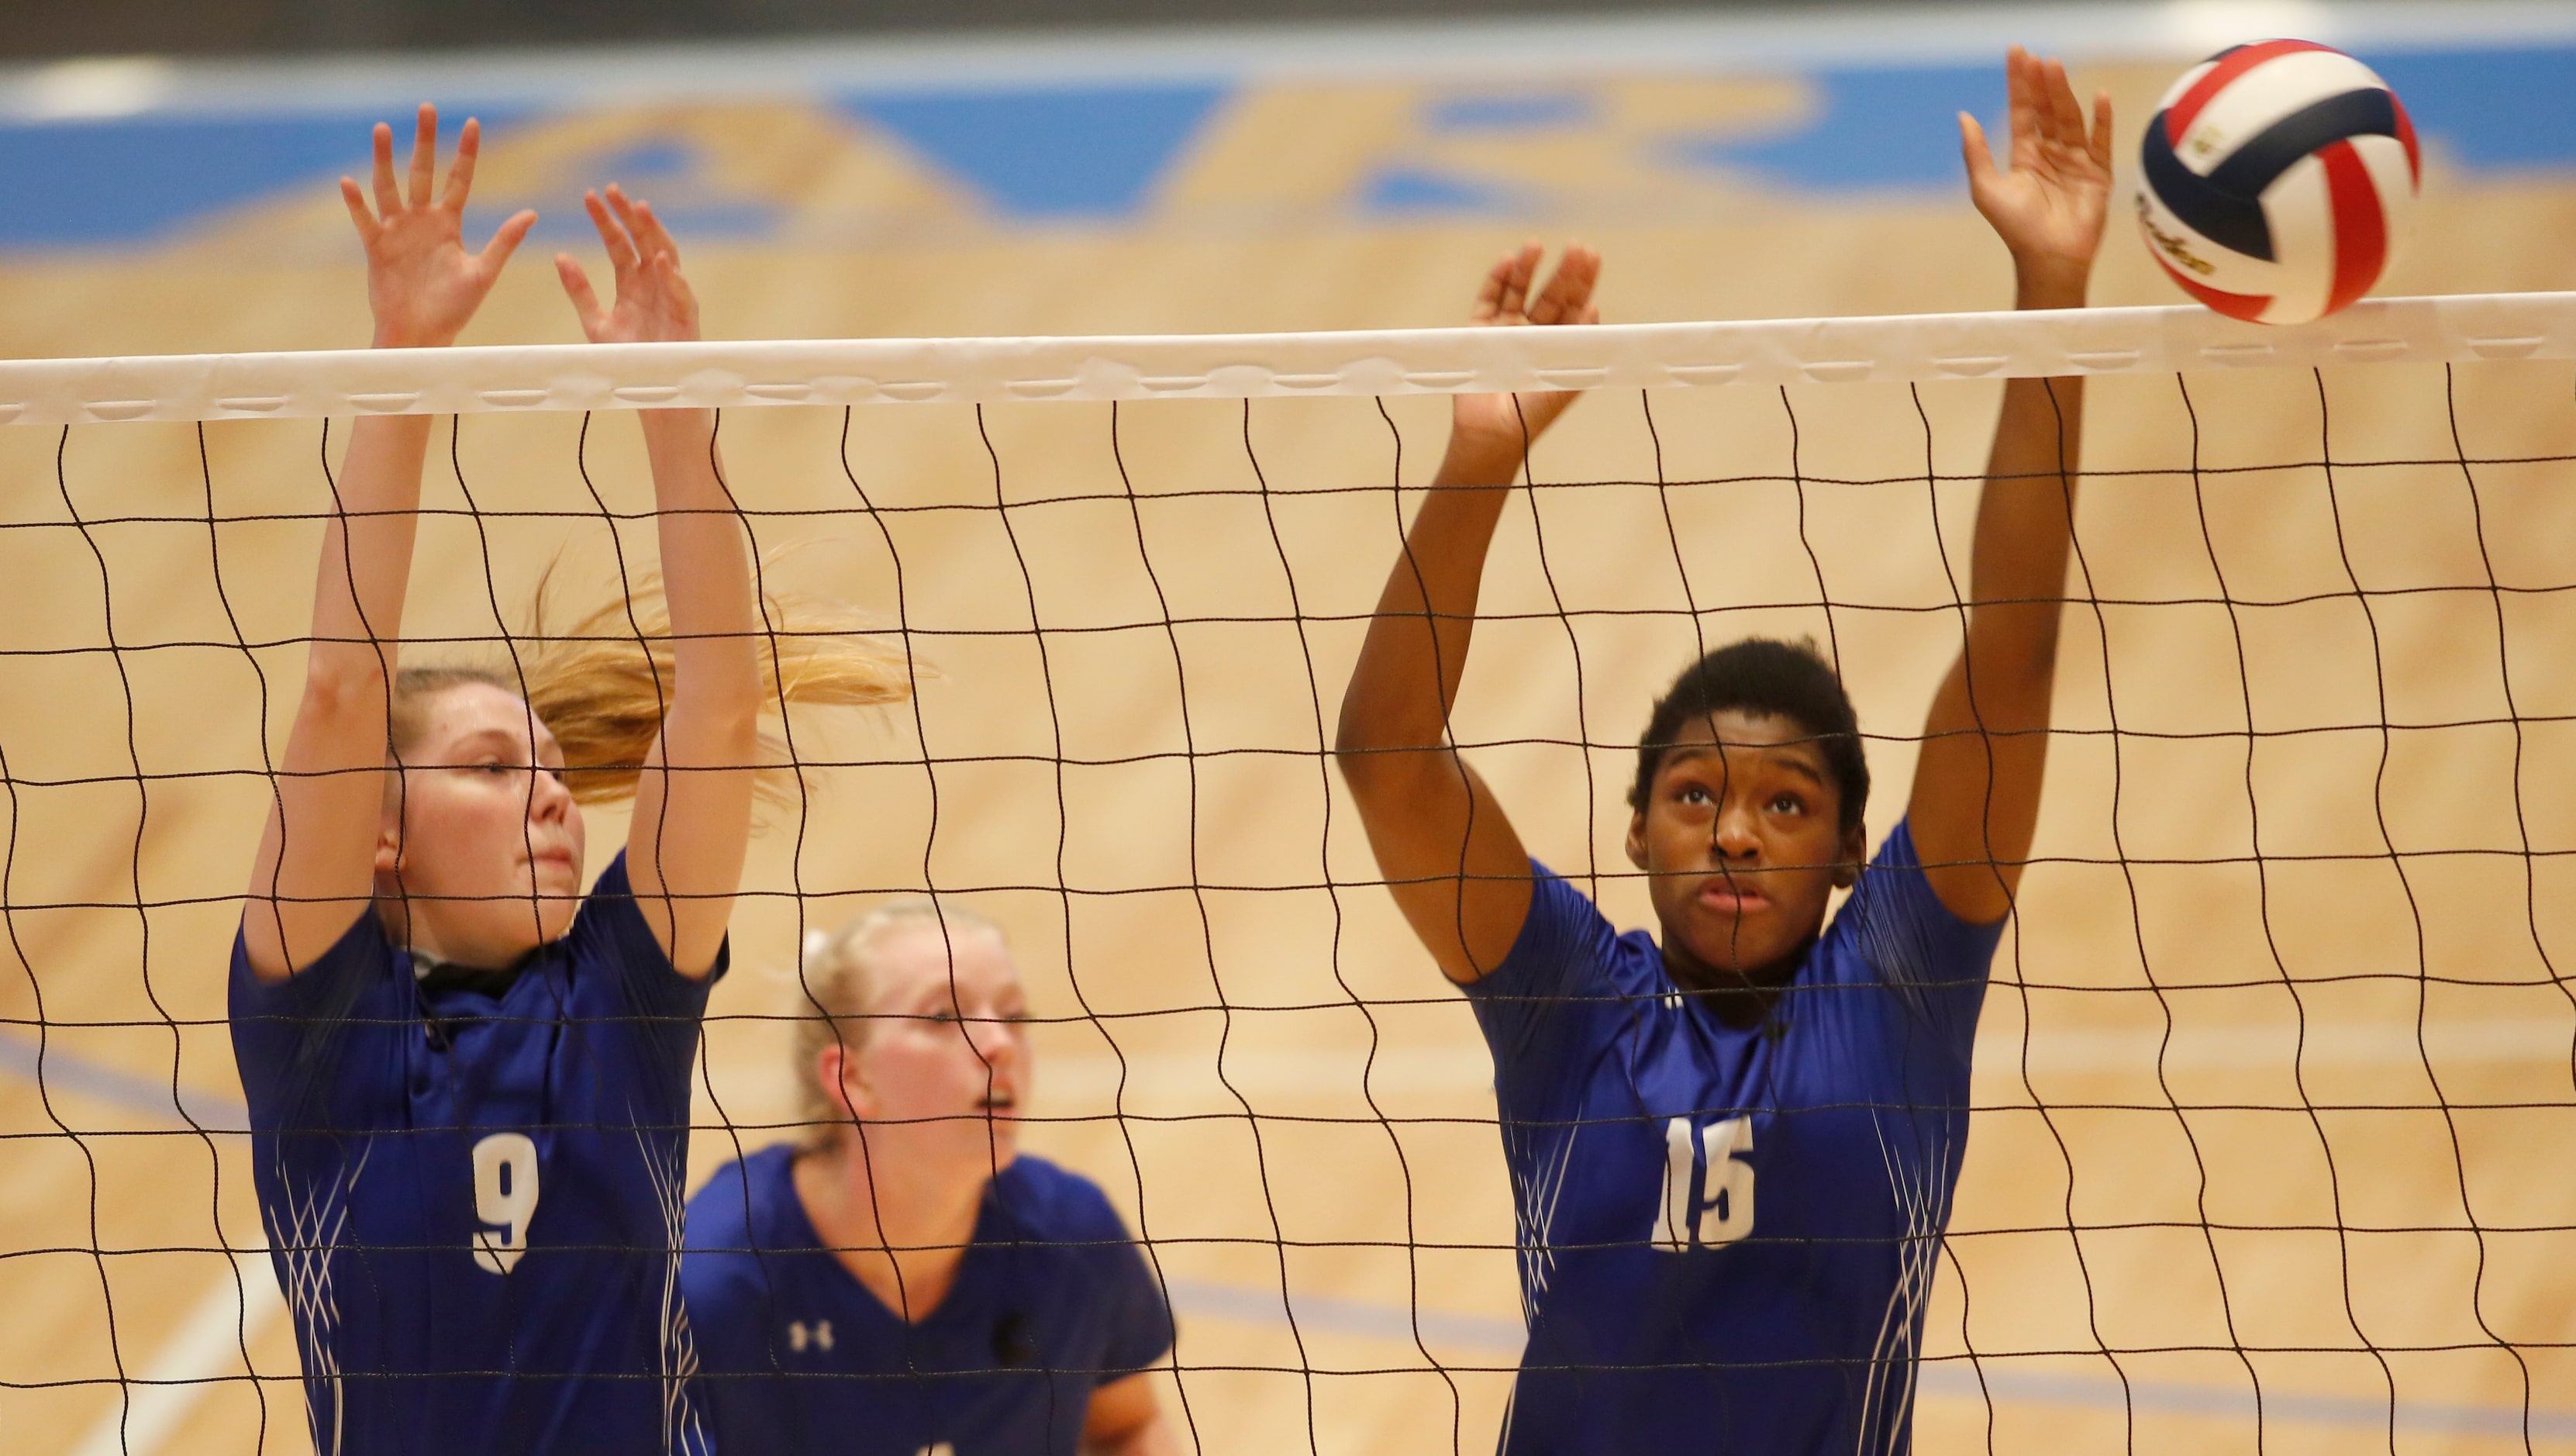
[1467,819,2002,1456]
[229,851,719,1456]
[682,1143,1174,1456]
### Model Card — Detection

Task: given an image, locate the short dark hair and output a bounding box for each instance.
[1627,637,1868,833]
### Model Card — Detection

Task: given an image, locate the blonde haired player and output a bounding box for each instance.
[233,108,903,1454]
[681,905,1179,1456]
[1334,49,2109,1454]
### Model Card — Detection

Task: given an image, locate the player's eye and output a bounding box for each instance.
[1769,792,1805,815]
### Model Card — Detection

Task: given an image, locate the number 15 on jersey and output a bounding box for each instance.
[1657,1115,1754,1252]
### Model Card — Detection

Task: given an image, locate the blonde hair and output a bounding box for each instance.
[388,567,912,806]
[792,901,1005,1147]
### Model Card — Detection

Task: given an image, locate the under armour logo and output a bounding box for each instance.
[788,1319,835,1353]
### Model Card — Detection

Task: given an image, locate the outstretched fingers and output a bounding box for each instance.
[556,254,605,328]
[368,122,400,219]
[2005,45,2040,154]
[479,209,537,273]
[406,104,439,210]
[584,188,642,280]
[2042,57,2088,152]
[1525,244,1599,326]
[609,185,682,269]
[339,175,380,243]
[1959,111,1998,189]
[1474,243,1541,324]
[440,117,485,212]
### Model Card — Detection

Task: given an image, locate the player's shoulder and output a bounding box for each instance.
[991,1154,1133,1244]
[1826,818,1952,937]
[1817,816,2005,988]
[564,849,648,955]
[684,1141,801,1253]
[1510,859,1664,995]
[229,906,398,1012]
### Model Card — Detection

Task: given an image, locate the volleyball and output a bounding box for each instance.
[2136,39,2420,324]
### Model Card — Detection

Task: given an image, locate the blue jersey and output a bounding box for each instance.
[682,1144,1174,1456]
[1467,819,2001,1456]
[229,853,719,1456]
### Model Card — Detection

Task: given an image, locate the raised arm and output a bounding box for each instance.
[1909,48,2111,924]
[556,188,759,978]
[1333,245,1600,985]
[242,108,534,982]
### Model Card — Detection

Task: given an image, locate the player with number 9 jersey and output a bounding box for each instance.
[230,109,907,1454]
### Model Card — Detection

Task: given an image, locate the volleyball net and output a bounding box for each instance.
[5,295,2574,1452]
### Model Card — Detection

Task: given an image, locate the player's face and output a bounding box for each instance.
[844,925,1032,1181]
[1625,708,1863,992]
[375,682,587,964]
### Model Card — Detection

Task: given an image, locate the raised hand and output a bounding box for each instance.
[1450,242,1602,464]
[556,186,700,345]
[1960,47,2113,303]
[340,105,535,349]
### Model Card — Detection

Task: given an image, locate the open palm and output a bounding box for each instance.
[1960,47,2113,278]
[340,105,534,349]
[1451,243,1602,457]
[556,185,700,346]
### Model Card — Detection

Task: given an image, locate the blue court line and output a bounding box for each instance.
[0,1029,247,1131]
[4,1030,2567,1440]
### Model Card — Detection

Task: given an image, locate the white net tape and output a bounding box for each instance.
[4,292,2572,425]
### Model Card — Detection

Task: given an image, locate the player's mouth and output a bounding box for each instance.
[1698,879,1770,916]
[978,1091,1019,1116]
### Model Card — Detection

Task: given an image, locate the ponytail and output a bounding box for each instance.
[391,564,912,806]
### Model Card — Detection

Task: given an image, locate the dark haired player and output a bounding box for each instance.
[1333,50,2109,1455]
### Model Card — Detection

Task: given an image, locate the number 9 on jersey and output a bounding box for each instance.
[471,1132,541,1275]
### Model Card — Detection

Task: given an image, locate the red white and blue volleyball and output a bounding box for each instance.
[2136,40,2420,325]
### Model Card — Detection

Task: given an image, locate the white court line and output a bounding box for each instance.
[71,1250,287,1456]
[1042,1018,2574,1103]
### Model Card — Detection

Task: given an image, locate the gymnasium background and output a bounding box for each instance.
[5,2,2576,1453]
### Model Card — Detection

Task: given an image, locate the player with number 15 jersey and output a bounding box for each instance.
[1333,47,2108,1454]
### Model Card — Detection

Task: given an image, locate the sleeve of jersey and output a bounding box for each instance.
[1091,1199,1177,1378]
[1840,819,2009,1056]
[226,910,392,1128]
[574,850,727,1025]
[1457,861,1634,1120]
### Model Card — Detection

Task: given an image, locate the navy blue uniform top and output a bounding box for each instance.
[229,852,720,1456]
[1466,819,2002,1456]
[682,1144,1174,1456]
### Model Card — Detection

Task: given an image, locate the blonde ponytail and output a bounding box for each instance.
[391,563,913,806]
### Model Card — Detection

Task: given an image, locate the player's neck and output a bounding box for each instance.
[1658,935,1812,1032]
[795,1139,986,1325]
[374,895,534,974]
